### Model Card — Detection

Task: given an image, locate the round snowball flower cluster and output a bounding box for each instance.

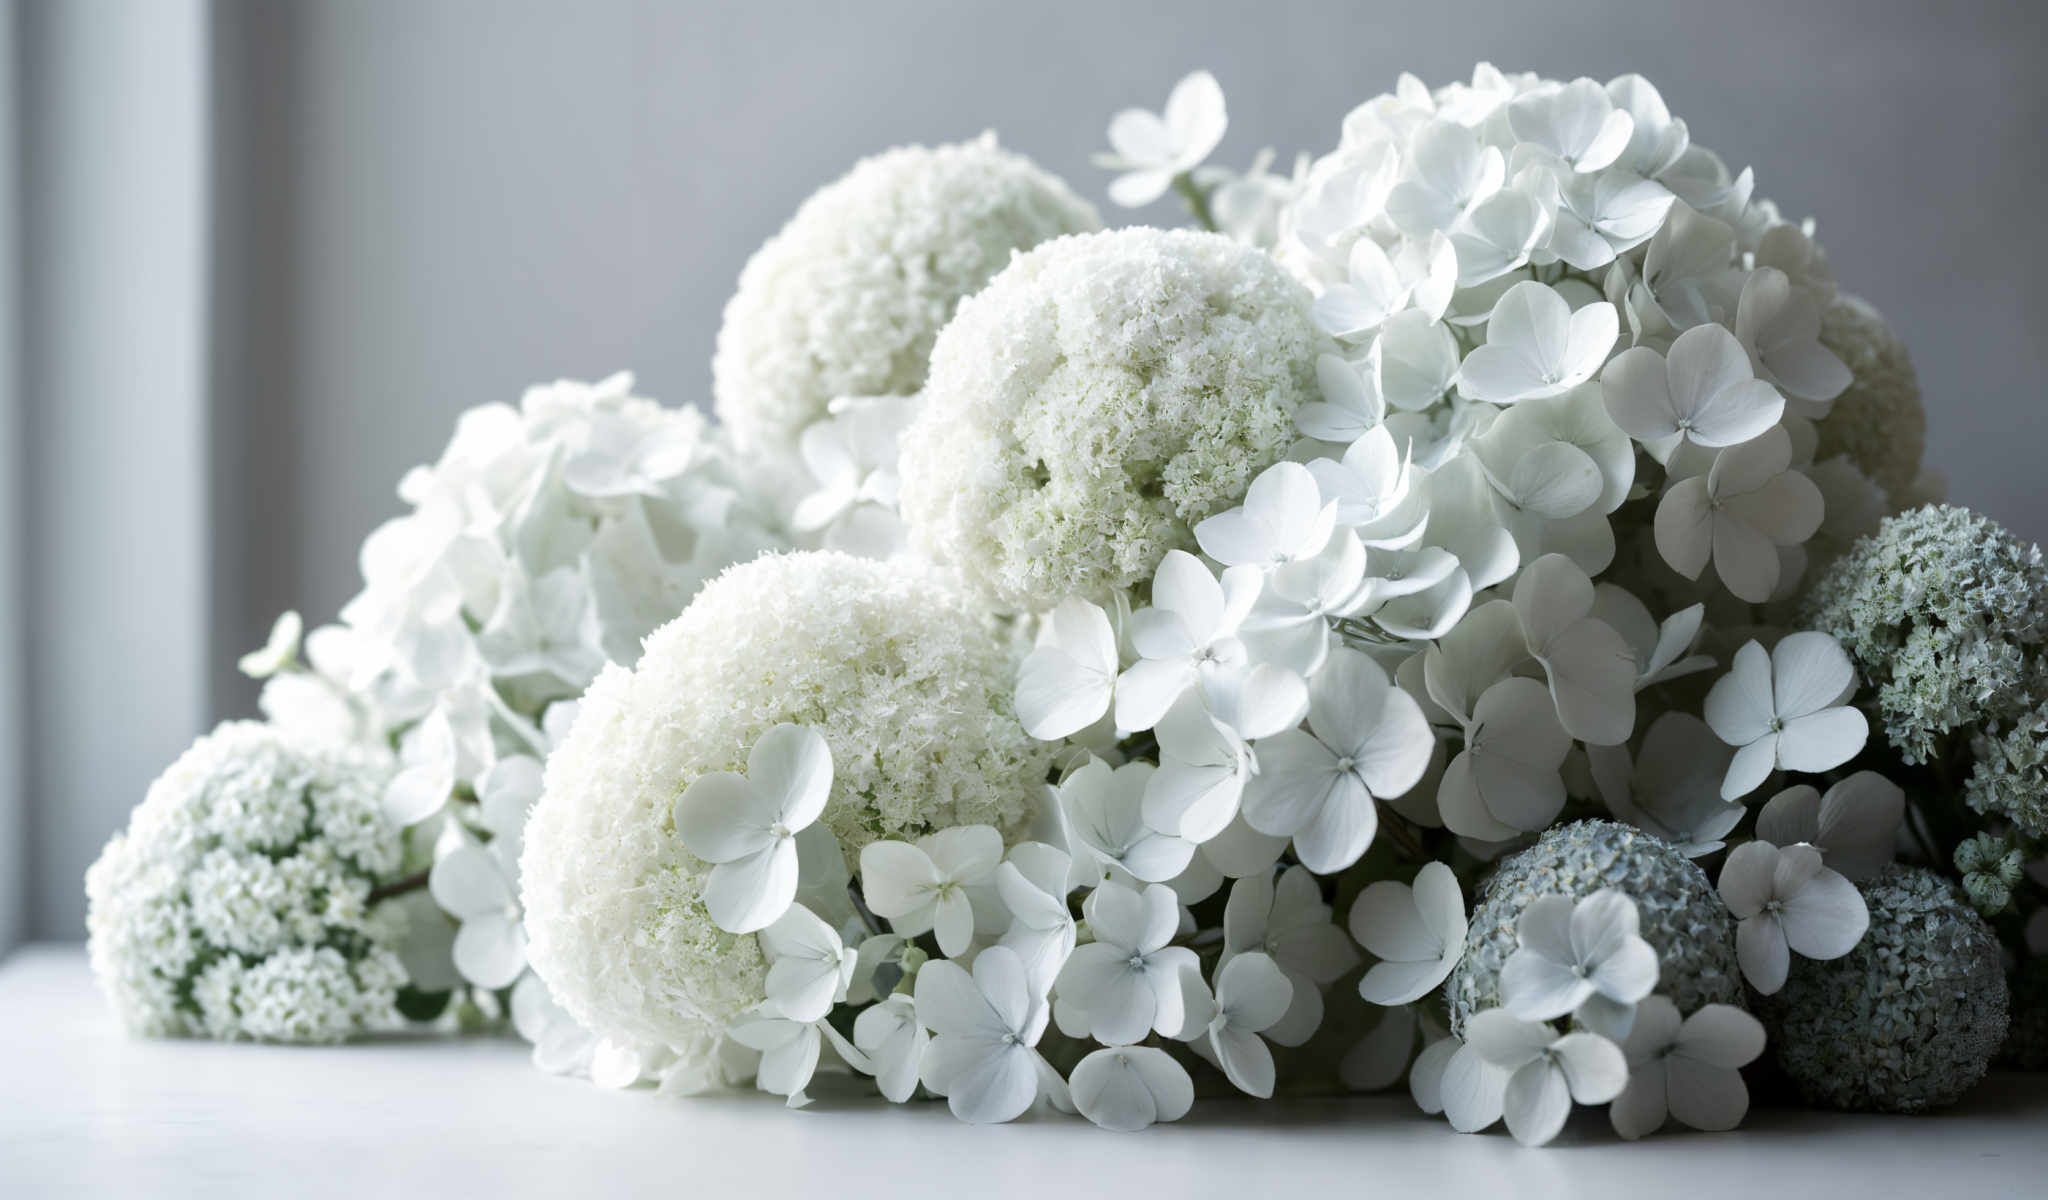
[899,226,1326,613]
[1447,821,1743,1035]
[713,135,1101,456]
[85,722,408,1042]
[1802,504,2048,767]
[1763,868,2008,1112]
[1814,294,1925,504]
[520,550,1053,1051]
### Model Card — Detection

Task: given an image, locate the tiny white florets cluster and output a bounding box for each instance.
[899,226,1327,613]
[713,134,1101,455]
[85,721,407,1042]
[520,550,1052,1051]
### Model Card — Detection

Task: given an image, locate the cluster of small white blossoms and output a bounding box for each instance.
[239,372,787,1064]
[85,722,409,1043]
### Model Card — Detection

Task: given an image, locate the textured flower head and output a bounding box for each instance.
[1761,868,2007,1112]
[1802,503,2048,768]
[713,135,1099,454]
[899,227,1327,613]
[520,551,1052,1052]
[85,722,407,1042]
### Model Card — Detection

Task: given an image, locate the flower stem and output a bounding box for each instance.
[1172,173,1218,233]
[368,870,430,905]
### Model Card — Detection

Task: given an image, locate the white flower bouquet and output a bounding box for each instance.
[88,65,2044,1144]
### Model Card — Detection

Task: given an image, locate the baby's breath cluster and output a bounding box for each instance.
[713,135,1100,455]
[898,226,1325,613]
[1803,504,2048,766]
[85,722,407,1042]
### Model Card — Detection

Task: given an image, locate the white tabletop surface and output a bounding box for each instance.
[2,943,2042,1198]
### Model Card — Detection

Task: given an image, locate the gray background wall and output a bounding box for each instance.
[10,0,2045,939]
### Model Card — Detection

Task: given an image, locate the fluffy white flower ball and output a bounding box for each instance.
[899,227,1325,613]
[712,135,1100,454]
[1814,294,1924,503]
[520,550,1053,1050]
[85,722,407,1042]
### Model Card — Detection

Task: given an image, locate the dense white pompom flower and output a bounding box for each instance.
[85,722,408,1042]
[520,551,1053,1051]
[712,135,1099,454]
[899,227,1328,613]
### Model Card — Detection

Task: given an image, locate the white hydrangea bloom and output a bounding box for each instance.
[520,550,1053,1051]
[85,722,408,1042]
[712,135,1099,455]
[900,227,1328,613]
[245,372,790,1031]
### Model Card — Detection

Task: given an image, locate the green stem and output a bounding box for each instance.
[1172,173,1218,232]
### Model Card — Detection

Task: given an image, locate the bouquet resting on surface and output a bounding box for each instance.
[86,64,2047,1144]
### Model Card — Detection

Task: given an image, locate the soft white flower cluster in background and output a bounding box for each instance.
[87,59,2040,1146]
[240,372,787,1056]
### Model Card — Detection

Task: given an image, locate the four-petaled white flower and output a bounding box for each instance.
[916,946,1069,1124]
[860,825,1004,958]
[1142,692,1259,843]
[1507,78,1635,174]
[1351,861,1467,1006]
[1609,997,1765,1139]
[1056,882,1199,1045]
[1016,597,1120,740]
[1243,649,1432,872]
[852,993,927,1103]
[1716,840,1869,994]
[1456,281,1618,404]
[1194,461,1337,568]
[1703,633,1868,800]
[728,1009,869,1109]
[1057,758,1195,887]
[1222,866,1361,1045]
[674,723,833,934]
[1602,323,1785,451]
[1588,712,1742,857]
[993,841,1077,995]
[1188,950,1294,1099]
[1754,770,1904,881]
[1094,70,1228,207]
[1386,120,1504,236]
[1653,426,1822,603]
[1116,551,1259,732]
[474,566,608,687]
[429,839,527,989]
[1499,889,1659,1037]
[1437,677,1574,841]
[1069,1045,1196,1132]
[1510,554,1637,746]
[1461,1009,1629,1146]
[758,903,856,1023]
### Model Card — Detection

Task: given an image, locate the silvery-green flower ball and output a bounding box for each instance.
[1763,867,2008,1112]
[1446,820,1744,1036]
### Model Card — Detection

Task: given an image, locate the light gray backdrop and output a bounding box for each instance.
[7,0,2044,940]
